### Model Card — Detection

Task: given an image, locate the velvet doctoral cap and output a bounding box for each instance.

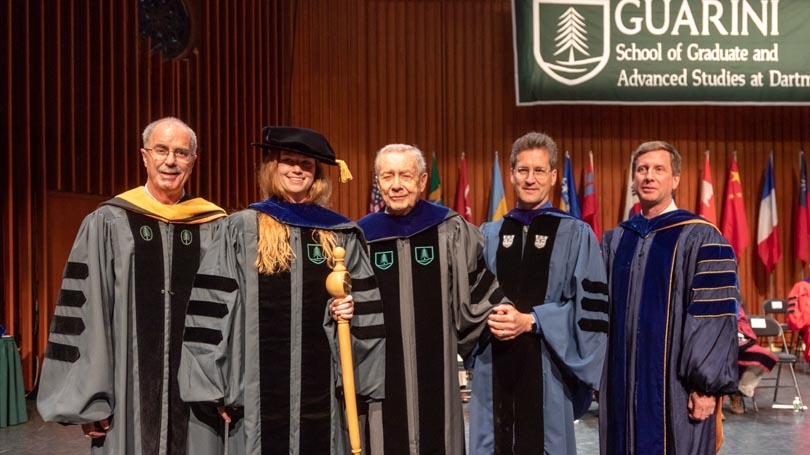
[253,126,338,166]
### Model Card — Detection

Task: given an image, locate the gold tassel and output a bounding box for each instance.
[336,159,353,183]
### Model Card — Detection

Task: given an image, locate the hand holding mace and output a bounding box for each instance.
[325,246,362,454]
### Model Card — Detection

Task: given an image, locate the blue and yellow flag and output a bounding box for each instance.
[488,152,508,221]
[429,153,443,205]
[561,152,581,219]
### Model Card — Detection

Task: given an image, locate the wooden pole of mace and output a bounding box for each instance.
[325,246,362,454]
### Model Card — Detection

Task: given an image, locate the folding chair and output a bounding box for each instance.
[762,299,790,352]
[748,315,805,411]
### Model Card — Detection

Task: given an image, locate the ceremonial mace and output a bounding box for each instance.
[325,246,362,454]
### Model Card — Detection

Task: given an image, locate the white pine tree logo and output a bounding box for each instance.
[532,1,609,86]
[554,7,589,67]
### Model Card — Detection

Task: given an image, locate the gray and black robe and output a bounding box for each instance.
[178,199,386,455]
[37,187,227,455]
[357,200,506,455]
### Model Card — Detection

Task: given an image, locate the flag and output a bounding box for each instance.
[720,153,749,260]
[455,153,472,221]
[698,150,717,225]
[757,153,781,273]
[582,151,602,239]
[488,152,508,221]
[622,156,641,220]
[369,175,385,213]
[560,152,581,219]
[797,151,810,266]
[428,153,443,205]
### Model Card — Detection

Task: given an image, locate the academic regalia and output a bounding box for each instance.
[787,280,810,364]
[178,199,386,455]
[357,199,506,455]
[600,210,739,455]
[469,205,609,455]
[737,306,777,373]
[37,188,227,455]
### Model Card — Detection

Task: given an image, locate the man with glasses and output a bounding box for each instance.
[37,117,227,454]
[357,143,507,454]
[468,132,609,454]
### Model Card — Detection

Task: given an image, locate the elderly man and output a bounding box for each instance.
[600,141,739,454]
[357,144,506,454]
[37,117,227,454]
[468,132,609,454]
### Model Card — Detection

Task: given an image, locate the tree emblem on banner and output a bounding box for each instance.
[533,0,610,86]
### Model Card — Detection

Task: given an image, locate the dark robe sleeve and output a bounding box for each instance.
[677,228,739,396]
[179,213,246,407]
[451,217,507,359]
[326,230,386,402]
[536,221,609,391]
[37,210,116,424]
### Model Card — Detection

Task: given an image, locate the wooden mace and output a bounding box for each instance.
[325,246,362,454]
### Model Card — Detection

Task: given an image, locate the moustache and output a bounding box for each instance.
[158,166,182,175]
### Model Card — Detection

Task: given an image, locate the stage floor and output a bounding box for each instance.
[3,365,809,454]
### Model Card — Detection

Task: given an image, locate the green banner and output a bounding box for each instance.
[513,0,810,104]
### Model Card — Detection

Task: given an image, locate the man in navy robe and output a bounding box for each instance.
[600,141,739,454]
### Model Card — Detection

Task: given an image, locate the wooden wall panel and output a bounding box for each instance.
[6,0,810,388]
[5,0,293,388]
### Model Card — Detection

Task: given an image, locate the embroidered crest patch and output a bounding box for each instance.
[307,244,327,264]
[534,235,548,249]
[502,234,515,248]
[180,229,193,246]
[414,246,434,266]
[139,226,154,241]
[374,251,394,270]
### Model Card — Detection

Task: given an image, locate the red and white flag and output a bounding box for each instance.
[455,153,472,221]
[622,156,641,220]
[581,151,602,240]
[721,153,749,260]
[698,151,717,225]
[757,153,781,273]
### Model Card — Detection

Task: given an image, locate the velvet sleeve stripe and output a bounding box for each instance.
[688,297,738,316]
[63,261,89,280]
[692,270,737,288]
[186,300,229,318]
[353,299,384,315]
[582,297,609,313]
[469,256,488,283]
[183,327,223,345]
[696,243,735,261]
[193,274,239,293]
[578,318,609,333]
[470,269,497,306]
[582,278,608,295]
[52,315,85,336]
[351,324,386,340]
[351,275,378,292]
[57,289,87,308]
[45,342,80,363]
[487,288,506,305]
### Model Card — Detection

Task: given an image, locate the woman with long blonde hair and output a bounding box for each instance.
[178,127,385,455]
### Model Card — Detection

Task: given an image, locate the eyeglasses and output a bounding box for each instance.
[144,146,196,163]
[514,166,552,179]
